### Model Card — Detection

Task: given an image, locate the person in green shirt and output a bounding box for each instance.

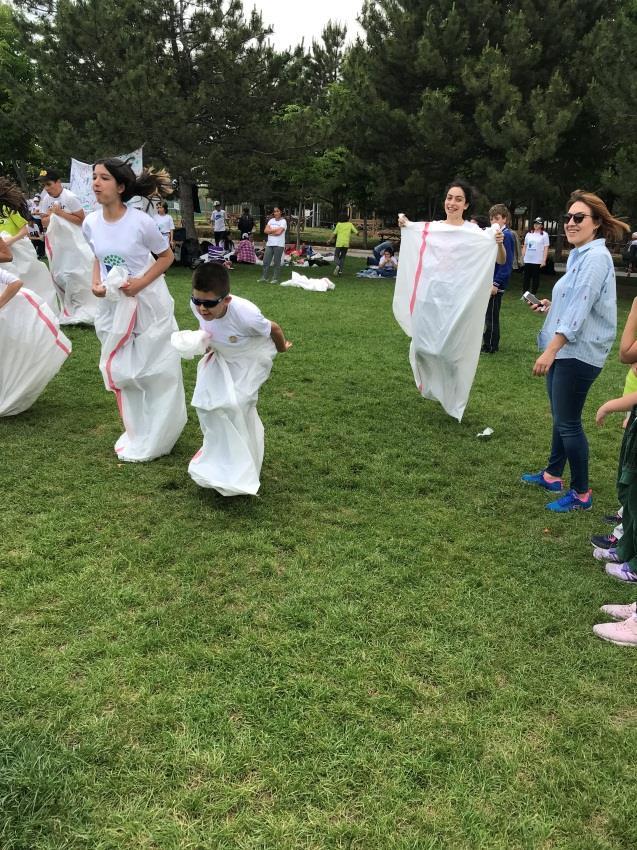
[0,178,30,246]
[330,212,359,276]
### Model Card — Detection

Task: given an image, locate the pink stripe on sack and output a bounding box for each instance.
[105,308,137,421]
[20,291,71,355]
[192,449,203,461]
[409,222,430,315]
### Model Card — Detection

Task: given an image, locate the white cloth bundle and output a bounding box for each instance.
[0,286,71,416]
[188,336,277,496]
[170,329,210,359]
[45,215,98,325]
[1,233,59,314]
[280,272,335,291]
[94,272,187,461]
[393,221,498,421]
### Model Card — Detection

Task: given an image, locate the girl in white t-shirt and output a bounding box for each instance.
[522,219,550,295]
[155,202,175,248]
[83,158,186,462]
[258,206,288,283]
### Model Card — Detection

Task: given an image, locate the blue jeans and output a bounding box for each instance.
[545,358,601,493]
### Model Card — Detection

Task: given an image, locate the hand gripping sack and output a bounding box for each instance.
[0,286,71,416]
[2,233,59,314]
[45,214,98,325]
[393,221,498,421]
[186,336,277,496]
[94,268,187,462]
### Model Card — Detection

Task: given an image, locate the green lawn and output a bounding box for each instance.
[2,260,637,849]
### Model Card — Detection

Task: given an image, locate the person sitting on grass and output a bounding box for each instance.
[234,232,257,265]
[377,247,398,277]
[187,262,292,497]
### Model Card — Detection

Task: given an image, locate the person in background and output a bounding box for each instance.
[0,178,30,246]
[482,203,515,354]
[521,190,630,512]
[258,206,287,283]
[330,211,358,276]
[235,232,257,265]
[211,201,227,247]
[377,247,398,277]
[38,169,85,229]
[522,217,549,295]
[237,206,254,236]
[155,202,174,249]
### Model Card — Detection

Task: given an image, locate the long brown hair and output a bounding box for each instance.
[0,177,29,219]
[94,159,173,202]
[568,190,630,241]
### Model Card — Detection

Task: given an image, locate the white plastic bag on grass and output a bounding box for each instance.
[393,221,498,421]
[45,214,98,325]
[280,272,335,291]
[0,284,71,416]
[2,233,59,314]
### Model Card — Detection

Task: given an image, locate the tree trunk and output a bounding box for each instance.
[296,194,303,249]
[259,204,266,237]
[363,204,368,250]
[179,174,197,239]
[554,230,564,263]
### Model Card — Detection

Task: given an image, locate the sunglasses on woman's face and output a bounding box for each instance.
[191,295,227,308]
[562,212,593,224]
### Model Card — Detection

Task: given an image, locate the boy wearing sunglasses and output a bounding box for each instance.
[187,262,292,496]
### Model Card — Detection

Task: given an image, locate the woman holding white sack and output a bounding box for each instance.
[0,251,71,417]
[394,178,505,421]
[83,158,187,462]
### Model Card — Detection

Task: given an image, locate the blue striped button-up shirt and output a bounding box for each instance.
[538,238,616,368]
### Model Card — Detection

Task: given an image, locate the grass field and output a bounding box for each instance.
[2,259,637,849]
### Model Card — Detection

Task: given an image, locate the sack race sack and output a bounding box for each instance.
[184,336,277,496]
[45,215,98,325]
[280,272,335,291]
[170,329,210,359]
[2,233,59,314]
[0,286,71,416]
[393,221,498,421]
[95,267,187,461]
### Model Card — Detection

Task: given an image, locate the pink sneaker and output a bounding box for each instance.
[600,602,637,621]
[593,616,637,646]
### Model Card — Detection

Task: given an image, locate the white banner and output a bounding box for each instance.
[69,148,144,212]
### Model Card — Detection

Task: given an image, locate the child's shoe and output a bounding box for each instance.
[605,562,637,583]
[599,602,637,621]
[592,547,620,562]
[593,615,637,646]
[520,470,563,492]
[590,533,619,548]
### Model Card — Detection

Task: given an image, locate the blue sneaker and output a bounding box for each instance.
[546,489,592,513]
[521,470,563,492]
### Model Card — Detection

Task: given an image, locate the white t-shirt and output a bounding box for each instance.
[192,295,271,347]
[266,217,287,247]
[155,213,174,236]
[524,231,550,264]
[211,209,227,232]
[82,206,169,280]
[0,268,19,287]
[39,188,83,216]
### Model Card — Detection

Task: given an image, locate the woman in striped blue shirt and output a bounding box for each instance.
[522,191,630,513]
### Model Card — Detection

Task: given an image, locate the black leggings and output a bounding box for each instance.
[523,263,542,295]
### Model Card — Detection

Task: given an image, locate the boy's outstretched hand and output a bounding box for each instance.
[596,403,610,426]
[283,341,293,351]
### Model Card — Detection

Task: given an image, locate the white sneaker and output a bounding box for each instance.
[599,602,637,621]
[593,616,637,646]
[593,546,620,562]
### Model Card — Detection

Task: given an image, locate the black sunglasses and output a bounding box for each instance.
[191,294,227,308]
[563,212,594,224]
